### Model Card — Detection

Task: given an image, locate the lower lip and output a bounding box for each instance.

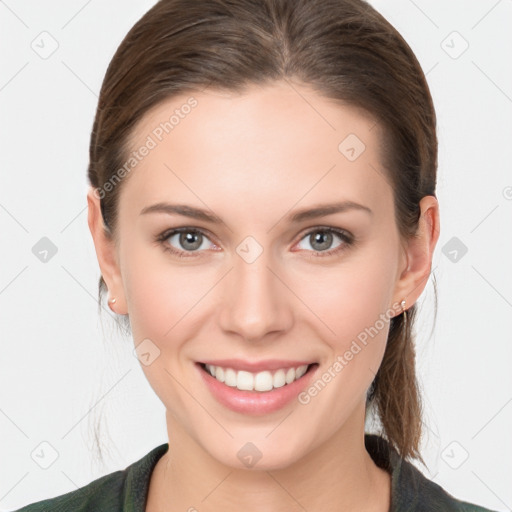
[196,363,318,415]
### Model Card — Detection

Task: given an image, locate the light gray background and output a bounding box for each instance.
[1,1,511,510]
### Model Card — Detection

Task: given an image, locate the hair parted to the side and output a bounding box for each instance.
[88,0,438,461]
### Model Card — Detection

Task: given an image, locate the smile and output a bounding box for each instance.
[196,359,319,414]
[202,363,311,392]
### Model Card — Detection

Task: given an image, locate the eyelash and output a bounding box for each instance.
[155,226,355,259]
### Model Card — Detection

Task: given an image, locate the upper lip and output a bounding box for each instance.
[198,359,315,373]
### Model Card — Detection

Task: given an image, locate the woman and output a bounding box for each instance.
[12,0,497,510]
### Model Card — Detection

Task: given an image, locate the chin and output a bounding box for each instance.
[204,432,313,472]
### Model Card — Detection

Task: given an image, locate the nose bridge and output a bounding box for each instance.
[219,238,291,340]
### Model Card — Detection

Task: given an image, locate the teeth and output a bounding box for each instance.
[204,364,310,392]
[295,365,308,379]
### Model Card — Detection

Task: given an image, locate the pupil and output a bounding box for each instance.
[181,231,201,250]
[312,231,332,251]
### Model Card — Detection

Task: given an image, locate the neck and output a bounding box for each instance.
[147,404,391,512]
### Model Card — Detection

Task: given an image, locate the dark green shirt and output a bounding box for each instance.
[12,435,497,511]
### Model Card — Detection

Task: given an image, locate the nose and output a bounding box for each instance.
[218,247,293,342]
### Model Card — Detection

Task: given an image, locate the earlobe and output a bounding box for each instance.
[86,187,127,314]
[392,195,440,312]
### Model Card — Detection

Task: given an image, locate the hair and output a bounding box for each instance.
[88,0,438,461]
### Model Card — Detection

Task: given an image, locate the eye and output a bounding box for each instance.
[156,228,217,258]
[294,227,354,257]
[156,226,354,259]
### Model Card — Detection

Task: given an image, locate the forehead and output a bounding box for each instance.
[131,80,380,155]
[122,81,392,219]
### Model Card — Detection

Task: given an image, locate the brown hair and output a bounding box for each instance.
[88,0,437,461]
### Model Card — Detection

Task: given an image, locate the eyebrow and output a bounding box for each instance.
[140,200,373,224]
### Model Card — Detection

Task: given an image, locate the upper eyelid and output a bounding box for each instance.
[160,226,219,246]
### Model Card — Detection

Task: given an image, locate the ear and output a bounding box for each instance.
[87,187,127,314]
[391,195,440,314]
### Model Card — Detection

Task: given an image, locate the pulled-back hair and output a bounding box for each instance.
[88,0,437,460]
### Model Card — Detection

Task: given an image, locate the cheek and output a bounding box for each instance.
[119,243,209,411]
[294,252,397,424]
[294,247,397,346]
[120,236,219,340]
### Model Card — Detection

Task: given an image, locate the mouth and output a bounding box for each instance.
[197,361,319,393]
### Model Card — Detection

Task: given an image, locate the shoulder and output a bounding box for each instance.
[393,454,497,512]
[10,469,125,512]
[364,434,498,512]
[10,443,169,512]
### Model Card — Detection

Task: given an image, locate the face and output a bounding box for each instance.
[89,80,432,471]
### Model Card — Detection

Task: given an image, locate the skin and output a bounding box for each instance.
[87,79,439,512]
